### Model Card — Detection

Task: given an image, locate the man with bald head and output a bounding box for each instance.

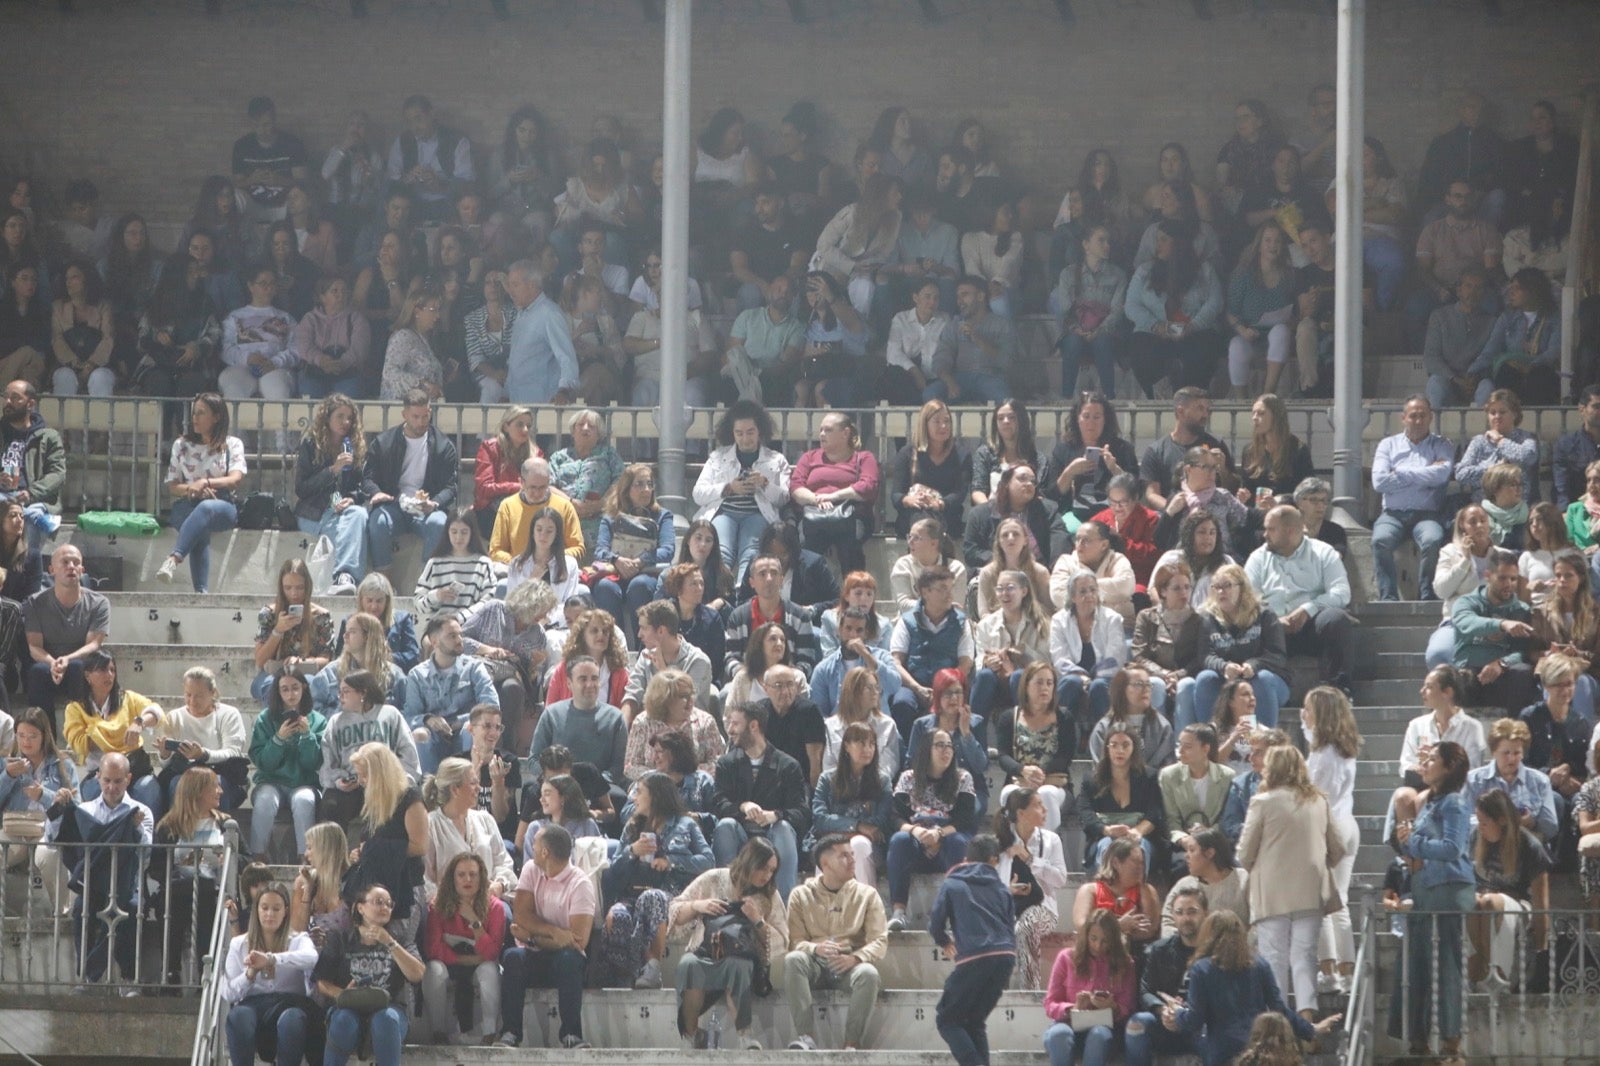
[68,751,153,984]
[25,543,109,720]
[503,259,579,405]
[488,455,584,564]
[1244,505,1355,694]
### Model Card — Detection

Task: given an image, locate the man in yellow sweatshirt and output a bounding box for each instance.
[783,834,888,1050]
[489,456,585,563]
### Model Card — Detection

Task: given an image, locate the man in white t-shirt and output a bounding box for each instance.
[362,389,459,576]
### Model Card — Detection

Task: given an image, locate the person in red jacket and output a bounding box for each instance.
[472,406,543,537]
[1092,473,1161,590]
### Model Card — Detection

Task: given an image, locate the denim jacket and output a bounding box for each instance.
[1405,790,1475,888]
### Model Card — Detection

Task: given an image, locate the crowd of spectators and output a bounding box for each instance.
[0,86,1582,417]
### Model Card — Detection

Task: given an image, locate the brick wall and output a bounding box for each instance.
[1,0,1596,242]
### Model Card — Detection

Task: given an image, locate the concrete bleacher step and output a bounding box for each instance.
[403,1053,1065,1065]
[116,642,259,697]
[1351,678,1430,705]
[101,592,414,644]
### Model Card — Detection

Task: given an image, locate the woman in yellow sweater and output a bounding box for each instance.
[62,649,163,814]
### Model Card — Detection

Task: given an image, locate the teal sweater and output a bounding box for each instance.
[249,707,328,790]
[1449,587,1535,670]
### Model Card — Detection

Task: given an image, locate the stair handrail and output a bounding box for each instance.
[1560,83,1598,402]
[189,821,242,1066]
[1341,897,1376,1066]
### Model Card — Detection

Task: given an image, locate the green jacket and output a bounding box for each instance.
[1565,500,1599,550]
[1,414,65,512]
[248,706,327,790]
[1450,587,1535,670]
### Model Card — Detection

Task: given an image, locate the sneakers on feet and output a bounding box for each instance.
[788,1035,818,1051]
[887,909,907,932]
[156,556,177,583]
[329,573,357,595]
[560,1035,592,1050]
[634,958,662,989]
[740,1035,762,1051]
[493,1032,520,1048]
[1316,972,1339,995]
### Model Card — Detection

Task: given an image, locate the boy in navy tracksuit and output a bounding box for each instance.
[928,834,1016,1066]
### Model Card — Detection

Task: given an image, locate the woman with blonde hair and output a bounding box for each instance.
[310,611,403,713]
[821,665,904,780]
[622,668,726,781]
[473,406,541,536]
[291,821,351,937]
[338,572,420,673]
[971,567,1053,720]
[345,742,427,930]
[1238,744,1346,1019]
[975,515,1053,618]
[592,462,675,646]
[421,756,515,900]
[378,281,445,400]
[561,273,626,405]
[892,399,971,538]
[293,392,368,593]
[1192,563,1288,728]
[550,407,624,547]
[1425,502,1496,667]
[1300,686,1361,994]
[154,766,227,986]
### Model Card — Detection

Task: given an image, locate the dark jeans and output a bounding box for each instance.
[1128,329,1224,398]
[500,946,586,1042]
[1284,606,1355,687]
[887,829,970,907]
[75,894,138,983]
[1465,661,1540,712]
[318,783,366,830]
[26,658,84,726]
[937,954,1016,1066]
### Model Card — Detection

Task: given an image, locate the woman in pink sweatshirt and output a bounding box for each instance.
[1040,908,1137,1066]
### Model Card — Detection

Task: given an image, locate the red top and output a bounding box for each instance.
[1042,943,1138,1024]
[791,447,880,504]
[474,437,545,512]
[545,659,627,706]
[1089,879,1141,918]
[1089,503,1161,588]
[422,896,509,965]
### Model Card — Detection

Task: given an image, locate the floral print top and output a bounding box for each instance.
[166,436,247,491]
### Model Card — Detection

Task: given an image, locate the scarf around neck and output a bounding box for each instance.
[1482,498,1528,545]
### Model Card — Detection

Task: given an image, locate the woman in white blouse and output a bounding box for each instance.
[223,883,319,1066]
[1049,572,1129,730]
[1301,686,1361,995]
[421,757,515,899]
[1426,504,1494,668]
[994,786,1069,989]
[157,392,247,592]
[960,199,1024,318]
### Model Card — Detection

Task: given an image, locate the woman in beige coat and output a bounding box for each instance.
[1237,744,1346,1021]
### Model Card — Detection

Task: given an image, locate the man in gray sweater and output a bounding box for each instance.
[529,657,627,785]
[1423,266,1495,411]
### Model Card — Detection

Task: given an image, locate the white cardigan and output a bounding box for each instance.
[1049,605,1129,679]
[692,445,792,523]
[1431,541,1491,619]
[222,931,317,1002]
[1048,549,1138,622]
[424,806,517,899]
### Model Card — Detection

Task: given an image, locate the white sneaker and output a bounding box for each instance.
[156,556,177,583]
[329,573,357,595]
[887,910,907,932]
[560,1035,592,1050]
[788,1035,818,1051]
[739,1035,762,1051]
[633,958,662,989]
[1316,972,1339,995]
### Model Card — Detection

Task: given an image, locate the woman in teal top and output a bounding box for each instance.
[549,407,625,549]
[247,668,327,861]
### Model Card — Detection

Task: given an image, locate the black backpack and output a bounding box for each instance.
[238,492,296,531]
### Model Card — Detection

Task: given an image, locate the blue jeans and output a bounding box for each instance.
[970,667,1022,719]
[169,497,239,592]
[1044,1020,1118,1066]
[1123,1011,1201,1066]
[226,997,310,1066]
[1392,881,1474,1044]
[712,509,769,588]
[593,573,661,646]
[1060,331,1120,396]
[1154,676,1197,729]
[298,505,369,584]
[1425,621,1456,669]
[887,828,970,907]
[923,371,1011,406]
[500,946,586,1042]
[1087,833,1155,872]
[1191,668,1288,729]
[80,768,164,819]
[248,782,318,858]
[326,1005,406,1066]
[1371,510,1447,601]
[22,503,54,551]
[367,501,448,570]
[26,659,84,722]
[1058,674,1110,731]
[1426,372,1474,412]
[1364,234,1406,311]
[714,818,798,899]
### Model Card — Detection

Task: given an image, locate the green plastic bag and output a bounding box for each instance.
[76,511,162,537]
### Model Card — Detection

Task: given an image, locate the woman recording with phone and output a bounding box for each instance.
[293,394,369,596]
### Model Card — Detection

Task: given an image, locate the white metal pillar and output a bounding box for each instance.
[657,0,692,517]
[1331,0,1367,512]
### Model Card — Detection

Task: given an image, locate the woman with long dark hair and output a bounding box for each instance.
[885,727,977,932]
[810,720,893,886]
[1077,722,1164,873]
[1044,391,1139,523]
[1470,267,1561,403]
[691,400,790,588]
[996,786,1069,990]
[101,213,163,361]
[158,393,246,592]
[249,557,335,703]
[970,398,1041,508]
[247,669,326,862]
[182,176,253,272]
[676,518,735,616]
[963,462,1067,571]
[1125,219,1224,399]
[1140,143,1215,224]
[1134,179,1222,272]
[961,199,1023,317]
[488,104,562,249]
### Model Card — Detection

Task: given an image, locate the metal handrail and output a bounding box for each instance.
[1342,901,1375,1066]
[1560,85,1598,402]
[189,822,241,1066]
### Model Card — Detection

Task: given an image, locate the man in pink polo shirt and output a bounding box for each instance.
[495,825,595,1049]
